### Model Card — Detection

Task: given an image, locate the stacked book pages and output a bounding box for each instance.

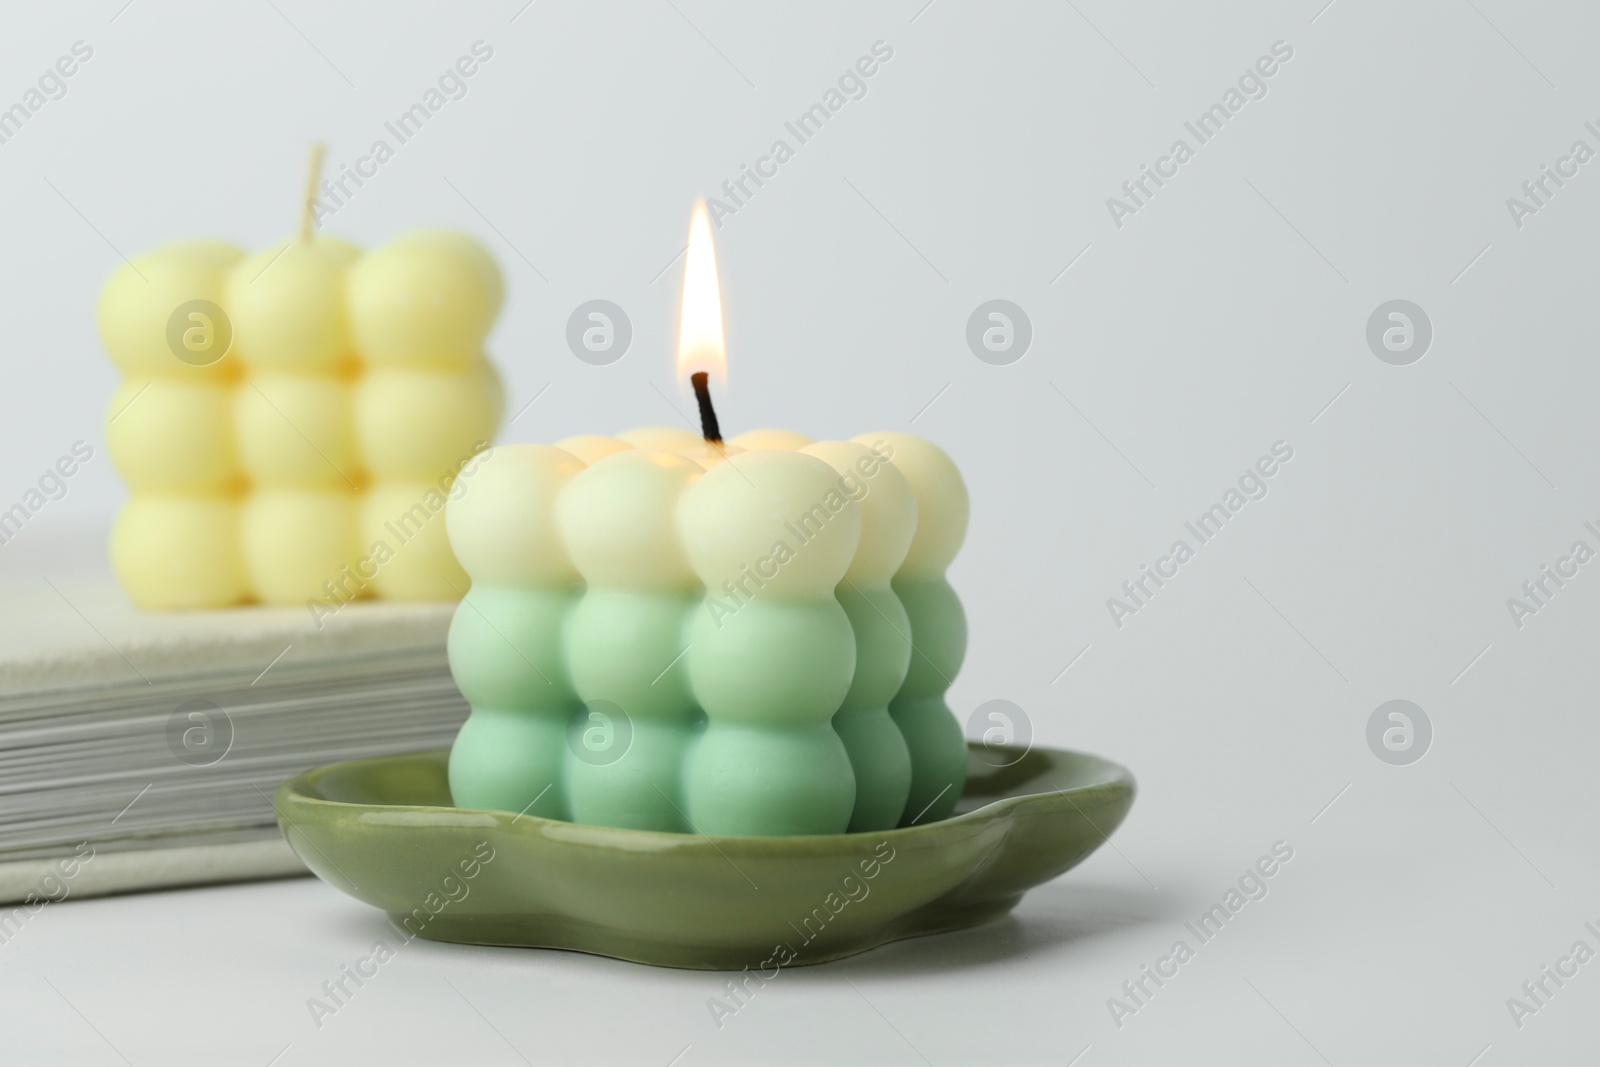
[0,542,465,904]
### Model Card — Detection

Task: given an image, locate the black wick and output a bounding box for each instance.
[690,371,722,445]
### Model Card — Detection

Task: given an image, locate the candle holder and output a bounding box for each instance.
[275,741,1135,969]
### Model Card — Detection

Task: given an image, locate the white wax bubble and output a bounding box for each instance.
[557,448,701,592]
[677,450,860,598]
[852,432,967,576]
[801,440,917,585]
[445,444,584,586]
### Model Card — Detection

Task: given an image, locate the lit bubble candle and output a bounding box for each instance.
[444,202,969,836]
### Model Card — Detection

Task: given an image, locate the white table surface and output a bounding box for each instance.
[3,796,1588,1066]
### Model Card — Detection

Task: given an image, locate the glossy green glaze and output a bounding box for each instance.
[275,742,1135,970]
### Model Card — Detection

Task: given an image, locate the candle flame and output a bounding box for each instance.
[676,200,726,384]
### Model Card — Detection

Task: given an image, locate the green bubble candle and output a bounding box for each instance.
[444,203,968,836]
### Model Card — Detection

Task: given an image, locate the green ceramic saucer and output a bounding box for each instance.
[274,743,1134,970]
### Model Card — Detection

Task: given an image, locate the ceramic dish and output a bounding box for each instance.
[275,743,1135,969]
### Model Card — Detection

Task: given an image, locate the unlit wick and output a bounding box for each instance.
[690,371,722,445]
[299,142,325,244]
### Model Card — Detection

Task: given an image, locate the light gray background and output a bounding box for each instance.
[2,0,1597,1063]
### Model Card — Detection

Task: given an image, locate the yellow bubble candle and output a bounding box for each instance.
[98,147,504,612]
